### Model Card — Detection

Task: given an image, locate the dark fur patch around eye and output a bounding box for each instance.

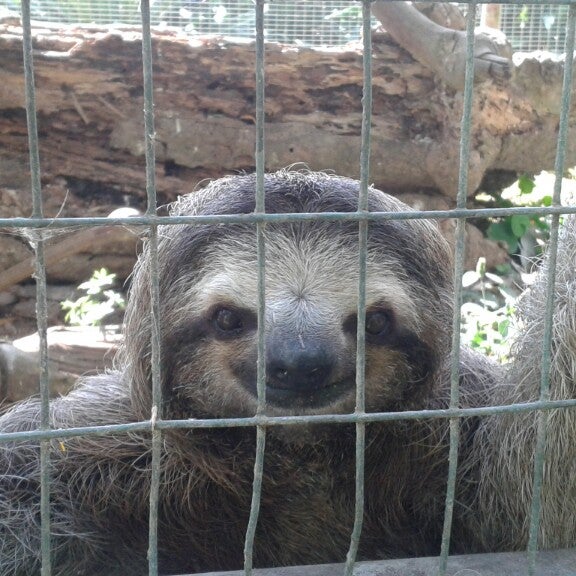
[343,304,397,345]
[161,318,209,368]
[343,306,434,387]
[164,304,257,349]
[393,331,435,387]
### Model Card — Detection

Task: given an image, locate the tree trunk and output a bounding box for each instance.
[0,327,119,402]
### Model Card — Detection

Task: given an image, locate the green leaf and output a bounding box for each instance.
[60,268,123,327]
[487,221,519,253]
[498,319,510,337]
[517,174,536,195]
[510,214,531,238]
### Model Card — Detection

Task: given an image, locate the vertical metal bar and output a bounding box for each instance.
[244,0,266,573]
[141,1,158,216]
[438,2,478,574]
[20,3,41,216]
[20,1,52,574]
[344,1,372,574]
[526,6,576,574]
[139,1,162,575]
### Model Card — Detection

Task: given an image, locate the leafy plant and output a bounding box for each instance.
[464,168,576,360]
[484,174,552,257]
[518,6,530,26]
[61,268,125,327]
[460,258,519,362]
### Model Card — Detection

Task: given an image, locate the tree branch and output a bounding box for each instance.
[372,2,511,90]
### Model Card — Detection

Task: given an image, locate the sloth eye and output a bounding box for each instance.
[210,306,257,339]
[213,308,244,334]
[342,308,395,342]
[365,310,392,337]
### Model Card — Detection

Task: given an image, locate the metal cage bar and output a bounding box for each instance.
[526,4,576,574]
[139,0,163,573]
[3,205,576,231]
[1,397,576,444]
[243,1,268,574]
[438,2,479,574]
[20,1,52,574]
[343,2,373,573]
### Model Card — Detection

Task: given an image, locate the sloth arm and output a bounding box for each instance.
[0,373,154,576]
[471,216,576,551]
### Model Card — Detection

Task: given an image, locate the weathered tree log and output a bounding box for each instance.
[0,17,574,284]
[0,18,574,207]
[0,208,140,292]
[0,326,119,403]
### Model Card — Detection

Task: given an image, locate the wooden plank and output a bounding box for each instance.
[191,549,576,576]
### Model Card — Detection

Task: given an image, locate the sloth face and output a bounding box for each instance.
[125,171,453,420]
[162,228,429,417]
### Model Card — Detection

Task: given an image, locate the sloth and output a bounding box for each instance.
[0,170,575,575]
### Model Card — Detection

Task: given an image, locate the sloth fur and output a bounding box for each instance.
[0,170,575,575]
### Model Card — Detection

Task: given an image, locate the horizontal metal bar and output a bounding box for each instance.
[1,205,576,230]
[1,398,575,444]
[183,548,576,576]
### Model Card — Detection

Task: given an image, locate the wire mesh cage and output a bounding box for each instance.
[500,3,571,52]
[460,2,573,53]
[0,1,576,576]
[0,0,365,45]
[1,0,574,52]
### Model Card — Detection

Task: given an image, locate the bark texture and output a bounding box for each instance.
[0,19,574,208]
[0,18,574,340]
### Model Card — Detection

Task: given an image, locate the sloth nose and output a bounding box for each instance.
[266,341,333,391]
